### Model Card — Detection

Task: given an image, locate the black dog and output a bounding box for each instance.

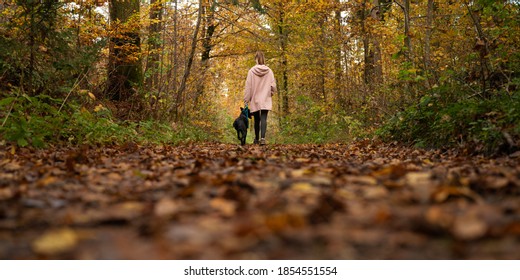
[233,107,251,145]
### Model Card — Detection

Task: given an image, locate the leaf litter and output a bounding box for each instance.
[0,142,519,259]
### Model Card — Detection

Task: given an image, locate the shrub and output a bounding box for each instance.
[377,90,520,154]
[0,93,214,148]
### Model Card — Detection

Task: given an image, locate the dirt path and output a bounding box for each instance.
[0,142,519,259]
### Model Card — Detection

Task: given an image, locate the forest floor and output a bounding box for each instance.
[0,141,519,259]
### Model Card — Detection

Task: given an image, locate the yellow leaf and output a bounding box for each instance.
[94,104,105,112]
[291,182,313,191]
[32,228,78,255]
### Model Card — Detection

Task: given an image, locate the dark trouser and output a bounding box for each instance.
[252,110,268,141]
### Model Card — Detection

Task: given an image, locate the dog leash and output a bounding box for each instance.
[244,104,249,128]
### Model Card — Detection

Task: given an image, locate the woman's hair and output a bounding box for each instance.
[255,51,265,65]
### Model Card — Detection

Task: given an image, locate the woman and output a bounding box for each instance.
[243,51,277,145]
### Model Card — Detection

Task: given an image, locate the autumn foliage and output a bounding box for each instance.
[0,0,518,149]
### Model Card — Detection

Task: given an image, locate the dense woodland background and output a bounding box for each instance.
[0,0,519,153]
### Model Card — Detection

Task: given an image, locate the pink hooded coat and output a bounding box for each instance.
[243,64,277,113]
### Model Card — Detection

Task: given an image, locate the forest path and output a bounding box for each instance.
[0,142,519,259]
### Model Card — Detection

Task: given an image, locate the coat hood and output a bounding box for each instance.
[251,64,271,77]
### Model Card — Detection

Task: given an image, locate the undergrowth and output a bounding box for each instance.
[0,93,213,148]
[272,96,365,144]
[377,88,520,154]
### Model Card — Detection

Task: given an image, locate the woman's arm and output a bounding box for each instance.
[243,70,253,103]
[270,71,277,96]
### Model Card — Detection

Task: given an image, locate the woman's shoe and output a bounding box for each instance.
[260,138,266,145]
[253,139,259,144]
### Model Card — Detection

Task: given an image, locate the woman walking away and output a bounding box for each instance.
[243,51,277,145]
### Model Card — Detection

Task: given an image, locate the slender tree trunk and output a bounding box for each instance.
[333,1,343,102]
[318,15,326,102]
[361,0,369,85]
[424,0,434,88]
[76,0,83,49]
[174,0,202,119]
[465,0,492,97]
[28,4,35,94]
[276,6,289,116]
[145,0,163,89]
[403,0,411,62]
[170,0,179,117]
[196,0,217,104]
[371,0,383,84]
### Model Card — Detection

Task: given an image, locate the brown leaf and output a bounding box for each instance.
[3,161,21,171]
[210,198,236,217]
[363,186,389,200]
[432,186,482,203]
[154,198,180,217]
[425,205,454,229]
[307,194,345,224]
[36,175,59,188]
[347,175,378,185]
[0,188,14,200]
[372,164,407,179]
[107,201,146,221]
[406,172,435,203]
[484,176,510,189]
[452,215,487,240]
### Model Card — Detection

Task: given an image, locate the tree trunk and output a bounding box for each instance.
[107,0,142,101]
[362,0,383,86]
[403,0,411,62]
[465,0,492,97]
[174,0,202,119]
[333,1,343,102]
[169,0,179,117]
[276,6,289,116]
[196,0,217,103]
[318,15,326,102]
[424,0,435,88]
[145,0,163,89]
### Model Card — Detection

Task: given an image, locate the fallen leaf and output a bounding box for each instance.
[406,172,434,203]
[485,176,509,189]
[405,172,431,186]
[363,186,389,200]
[4,161,21,171]
[154,198,179,217]
[452,215,487,240]
[425,206,453,229]
[372,164,407,179]
[348,175,378,185]
[36,175,59,188]
[432,186,482,203]
[290,182,314,192]
[32,228,78,255]
[0,188,14,200]
[108,202,146,220]
[210,198,236,217]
